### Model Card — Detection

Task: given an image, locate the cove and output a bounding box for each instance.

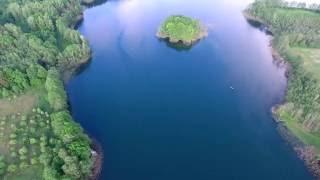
[67,0,313,179]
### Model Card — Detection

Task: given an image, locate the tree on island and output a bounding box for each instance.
[157,15,208,46]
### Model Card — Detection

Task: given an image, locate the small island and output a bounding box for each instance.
[157,15,208,46]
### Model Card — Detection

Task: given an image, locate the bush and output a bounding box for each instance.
[9,133,17,139]
[10,152,17,158]
[45,69,67,111]
[9,140,17,145]
[7,165,17,173]
[19,162,28,169]
[30,158,38,165]
[18,146,28,155]
[30,138,37,144]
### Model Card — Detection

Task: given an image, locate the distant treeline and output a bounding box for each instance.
[250,0,320,11]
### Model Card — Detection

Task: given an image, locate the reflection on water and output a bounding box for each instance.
[158,39,193,52]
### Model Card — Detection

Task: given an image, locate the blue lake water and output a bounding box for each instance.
[67,0,313,179]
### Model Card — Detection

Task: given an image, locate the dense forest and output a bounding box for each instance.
[246,0,320,175]
[0,0,95,179]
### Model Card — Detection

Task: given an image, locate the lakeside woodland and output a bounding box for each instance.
[246,0,320,176]
[0,0,95,179]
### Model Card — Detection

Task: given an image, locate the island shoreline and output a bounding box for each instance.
[244,12,320,179]
[156,27,208,46]
[156,15,208,46]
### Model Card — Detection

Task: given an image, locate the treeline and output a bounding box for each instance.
[43,110,93,179]
[246,1,320,132]
[277,1,320,10]
[0,0,94,179]
[250,0,320,11]
[248,0,320,48]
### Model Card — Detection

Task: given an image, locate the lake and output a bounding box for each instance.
[67,0,313,179]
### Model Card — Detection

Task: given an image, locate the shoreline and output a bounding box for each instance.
[156,25,208,46]
[156,31,208,46]
[66,2,104,179]
[89,138,104,180]
[244,11,320,179]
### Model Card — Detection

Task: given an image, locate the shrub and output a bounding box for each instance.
[30,138,37,144]
[9,140,17,145]
[7,165,17,173]
[10,152,17,158]
[30,158,38,165]
[18,146,28,155]
[19,162,28,169]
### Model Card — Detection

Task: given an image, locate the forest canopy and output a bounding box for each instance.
[0,0,95,179]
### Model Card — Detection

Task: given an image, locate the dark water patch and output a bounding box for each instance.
[158,38,193,52]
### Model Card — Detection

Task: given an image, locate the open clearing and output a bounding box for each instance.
[0,91,38,117]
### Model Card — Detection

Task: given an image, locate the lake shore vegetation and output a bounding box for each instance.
[0,0,98,179]
[245,0,320,177]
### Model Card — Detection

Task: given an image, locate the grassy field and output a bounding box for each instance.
[278,47,320,153]
[290,47,320,80]
[276,8,320,19]
[278,35,320,153]
[3,166,43,180]
[0,92,38,117]
[277,107,320,152]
